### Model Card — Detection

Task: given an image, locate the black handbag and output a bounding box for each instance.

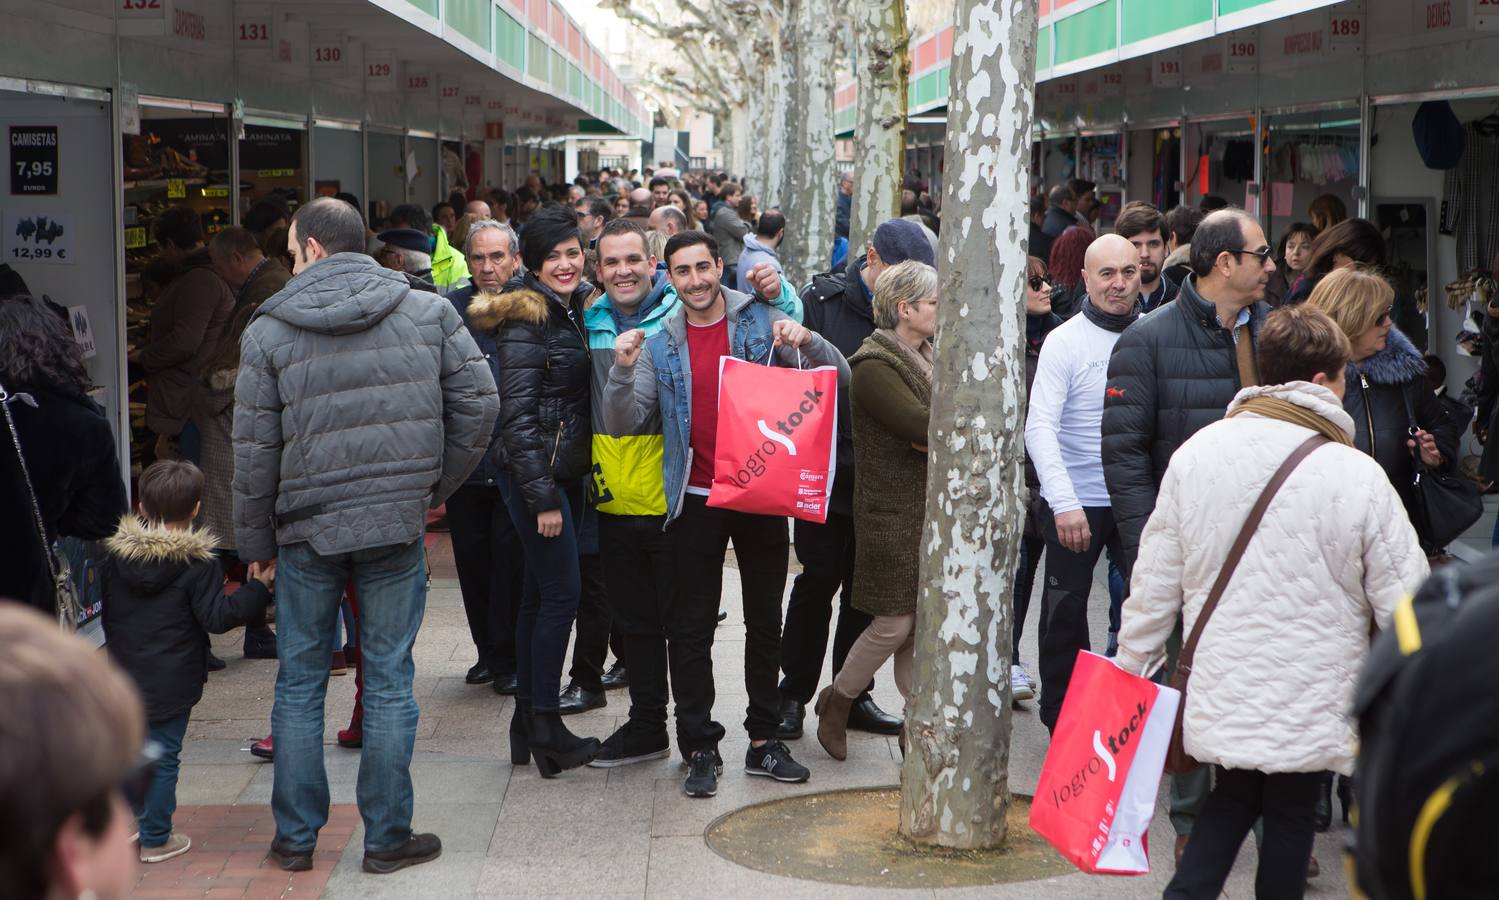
[1402,392,1483,549]
[0,380,81,630]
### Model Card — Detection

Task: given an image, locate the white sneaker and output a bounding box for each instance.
[1010,665,1035,703]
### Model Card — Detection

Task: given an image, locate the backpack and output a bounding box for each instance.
[1350,553,1499,899]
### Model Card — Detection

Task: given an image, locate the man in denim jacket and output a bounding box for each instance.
[603,230,849,800]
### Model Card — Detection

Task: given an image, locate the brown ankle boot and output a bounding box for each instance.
[815,686,854,761]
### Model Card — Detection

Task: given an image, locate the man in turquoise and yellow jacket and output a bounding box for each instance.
[583,219,800,768]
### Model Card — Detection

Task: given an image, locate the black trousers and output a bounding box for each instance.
[1012,534,1044,664]
[1038,505,1123,730]
[778,512,873,704]
[568,553,624,692]
[599,513,676,734]
[1166,768,1321,900]
[669,493,788,751]
[446,484,523,676]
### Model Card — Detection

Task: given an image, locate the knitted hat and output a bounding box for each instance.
[872,218,936,267]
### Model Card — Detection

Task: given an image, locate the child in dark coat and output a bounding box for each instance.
[102,460,274,864]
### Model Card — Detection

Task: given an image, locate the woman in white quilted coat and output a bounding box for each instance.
[1115,305,1428,900]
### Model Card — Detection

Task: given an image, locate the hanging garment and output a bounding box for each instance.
[1441,122,1499,275]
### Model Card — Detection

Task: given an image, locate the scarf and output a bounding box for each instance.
[1080,297,1140,333]
[1229,396,1354,447]
[876,328,933,382]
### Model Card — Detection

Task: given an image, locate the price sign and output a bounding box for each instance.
[1476,0,1499,31]
[5,211,75,266]
[124,225,148,249]
[256,168,295,178]
[1225,31,1258,74]
[201,186,229,197]
[10,126,58,195]
[1152,50,1182,87]
[166,178,186,198]
[365,49,397,91]
[1327,1,1364,51]
[236,17,271,45]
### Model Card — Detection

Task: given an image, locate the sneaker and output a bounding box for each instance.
[1010,665,1035,703]
[588,721,670,768]
[683,749,722,798]
[745,740,811,783]
[140,832,191,863]
[362,832,442,874]
[206,651,226,672]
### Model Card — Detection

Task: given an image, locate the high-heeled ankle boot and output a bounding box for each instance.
[509,701,531,766]
[527,710,600,778]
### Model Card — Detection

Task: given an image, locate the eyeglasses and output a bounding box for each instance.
[1027,273,1051,291]
[1376,306,1393,327]
[1225,246,1275,265]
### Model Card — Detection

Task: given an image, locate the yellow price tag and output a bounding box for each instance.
[166,178,186,198]
[124,226,148,250]
[256,168,295,178]
[201,186,229,198]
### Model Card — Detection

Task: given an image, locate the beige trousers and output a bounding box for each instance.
[832,613,915,704]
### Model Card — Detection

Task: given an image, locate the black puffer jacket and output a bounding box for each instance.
[802,256,876,517]
[101,516,270,723]
[1344,327,1460,531]
[471,272,591,515]
[448,283,506,488]
[1102,275,1269,569]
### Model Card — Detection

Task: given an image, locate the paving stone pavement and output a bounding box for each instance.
[163,533,1357,899]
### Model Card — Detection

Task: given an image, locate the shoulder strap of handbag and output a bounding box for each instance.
[1177,433,1331,675]
[0,380,61,587]
[1399,389,1429,476]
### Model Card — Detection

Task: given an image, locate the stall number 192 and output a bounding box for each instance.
[16,161,53,178]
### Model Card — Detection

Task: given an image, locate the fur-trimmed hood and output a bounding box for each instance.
[105,515,218,593]
[468,272,590,332]
[1352,326,1425,387]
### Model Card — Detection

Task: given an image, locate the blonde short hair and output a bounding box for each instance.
[871,260,939,329]
[1305,266,1394,340]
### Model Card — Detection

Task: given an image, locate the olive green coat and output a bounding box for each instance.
[848,331,931,618]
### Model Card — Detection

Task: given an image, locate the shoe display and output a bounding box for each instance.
[775,698,806,740]
[267,839,313,872]
[362,832,442,874]
[465,661,494,685]
[588,720,671,767]
[600,661,629,690]
[1010,664,1035,703]
[206,651,226,672]
[139,832,191,863]
[846,697,902,735]
[528,710,600,777]
[745,740,811,783]
[684,749,722,798]
[250,735,273,760]
[491,672,519,696]
[329,649,348,676]
[558,683,606,715]
[815,686,854,761]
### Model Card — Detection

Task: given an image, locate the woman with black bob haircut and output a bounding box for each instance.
[468,204,599,777]
[0,294,128,617]
[1283,217,1386,305]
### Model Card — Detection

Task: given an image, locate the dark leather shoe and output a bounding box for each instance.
[847,697,902,735]
[558,683,606,715]
[775,699,805,739]
[250,735,273,760]
[465,662,494,685]
[362,832,442,874]
[206,651,226,672]
[491,672,518,695]
[267,839,312,871]
[601,662,629,690]
[243,625,277,660]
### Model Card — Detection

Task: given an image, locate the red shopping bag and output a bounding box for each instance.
[1029,651,1180,875]
[706,355,838,523]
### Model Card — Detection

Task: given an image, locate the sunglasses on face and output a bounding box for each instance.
[1376,306,1393,327]
[1225,246,1275,265]
[1027,273,1051,291]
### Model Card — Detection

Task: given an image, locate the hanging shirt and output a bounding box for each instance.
[1442,122,1499,275]
[686,315,730,494]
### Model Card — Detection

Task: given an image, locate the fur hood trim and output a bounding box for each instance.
[105,515,218,564]
[1352,326,1425,387]
[468,287,549,331]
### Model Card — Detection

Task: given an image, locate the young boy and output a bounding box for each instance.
[102,460,274,863]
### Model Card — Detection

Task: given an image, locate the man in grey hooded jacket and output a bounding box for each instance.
[232,197,498,875]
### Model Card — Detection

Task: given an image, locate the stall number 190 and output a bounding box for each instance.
[16,161,53,178]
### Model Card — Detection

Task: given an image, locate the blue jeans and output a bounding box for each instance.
[271,538,426,853]
[1105,555,1125,655]
[497,472,582,713]
[135,712,189,846]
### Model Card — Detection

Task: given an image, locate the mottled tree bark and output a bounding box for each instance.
[849,0,908,257]
[897,0,1037,851]
[779,0,836,287]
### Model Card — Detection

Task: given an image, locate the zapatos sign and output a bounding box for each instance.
[707,357,838,523]
[1030,651,1180,876]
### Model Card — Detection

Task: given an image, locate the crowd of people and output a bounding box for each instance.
[1,157,1497,898]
